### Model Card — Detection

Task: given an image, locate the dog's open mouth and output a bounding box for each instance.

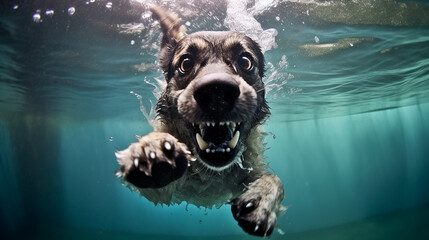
[192,121,241,169]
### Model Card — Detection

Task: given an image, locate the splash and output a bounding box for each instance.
[224,0,278,53]
[130,88,159,130]
[224,0,291,99]
[265,55,296,98]
[144,76,166,100]
[130,74,166,130]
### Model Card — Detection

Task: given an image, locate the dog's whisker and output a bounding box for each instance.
[254,87,266,94]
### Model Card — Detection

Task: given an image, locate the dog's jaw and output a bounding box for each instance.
[191,121,243,171]
[194,122,240,153]
[198,146,245,172]
[175,73,258,171]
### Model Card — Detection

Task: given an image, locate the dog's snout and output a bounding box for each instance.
[193,73,240,114]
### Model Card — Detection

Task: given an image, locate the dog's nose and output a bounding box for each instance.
[193,73,240,114]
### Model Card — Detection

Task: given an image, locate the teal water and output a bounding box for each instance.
[1,0,429,239]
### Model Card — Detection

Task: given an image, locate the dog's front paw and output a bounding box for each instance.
[231,196,276,237]
[115,132,190,188]
[231,174,284,237]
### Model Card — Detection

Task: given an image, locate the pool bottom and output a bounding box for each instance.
[3,204,429,240]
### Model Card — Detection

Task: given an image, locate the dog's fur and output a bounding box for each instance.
[115,6,285,237]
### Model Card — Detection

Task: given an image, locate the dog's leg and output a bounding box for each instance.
[231,174,285,237]
[115,132,190,188]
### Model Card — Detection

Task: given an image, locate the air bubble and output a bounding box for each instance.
[106,2,112,9]
[314,36,319,43]
[130,40,135,45]
[275,16,280,21]
[45,9,54,16]
[33,13,41,23]
[68,7,75,16]
[141,11,152,19]
[185,21,191,26]
[13,5,18,10]
[109,137,114,142]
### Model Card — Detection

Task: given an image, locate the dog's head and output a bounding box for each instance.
[151,6,270,171]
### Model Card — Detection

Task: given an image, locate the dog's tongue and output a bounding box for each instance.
[202,125,233,145]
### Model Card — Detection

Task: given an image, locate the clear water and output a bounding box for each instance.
[1,0,429,239]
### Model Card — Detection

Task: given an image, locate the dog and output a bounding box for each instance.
[115,6,285,237]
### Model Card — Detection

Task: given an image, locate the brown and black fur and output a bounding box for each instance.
[115,6,285,237]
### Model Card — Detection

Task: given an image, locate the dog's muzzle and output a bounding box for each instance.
[193,73,240,115]
[183,73,243,170]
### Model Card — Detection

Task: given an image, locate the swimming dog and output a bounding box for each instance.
[115,6,285,236]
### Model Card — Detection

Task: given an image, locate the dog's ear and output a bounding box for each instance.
[150,6,186,73]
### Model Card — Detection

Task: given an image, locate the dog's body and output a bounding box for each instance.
[115,6,285,237]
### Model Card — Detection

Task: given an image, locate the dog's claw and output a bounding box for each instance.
[164,141,172,151]
[254,224,259,232]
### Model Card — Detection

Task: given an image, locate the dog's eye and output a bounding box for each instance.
[179,57,194,74]
[238,54,254,71]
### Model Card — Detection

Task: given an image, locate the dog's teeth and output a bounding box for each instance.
[199,123,204,130]
[254,225,259,232]
[220,122,225,126]
[228,131,240,149]
[231,122,236,131]
[211,122,216,127]
[226,122,231,126]
[226,148,231,152]
[211,149,215,153]
[206,149,210,153]
[196,133,208,151]
[134,158,139,167]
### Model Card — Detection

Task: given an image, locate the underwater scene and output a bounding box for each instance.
[1,0,429,239]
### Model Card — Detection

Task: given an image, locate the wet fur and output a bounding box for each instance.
[115,6,285,237]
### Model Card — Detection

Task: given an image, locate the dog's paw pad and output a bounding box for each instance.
[115,132,189,188]
[231,197,275,237]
